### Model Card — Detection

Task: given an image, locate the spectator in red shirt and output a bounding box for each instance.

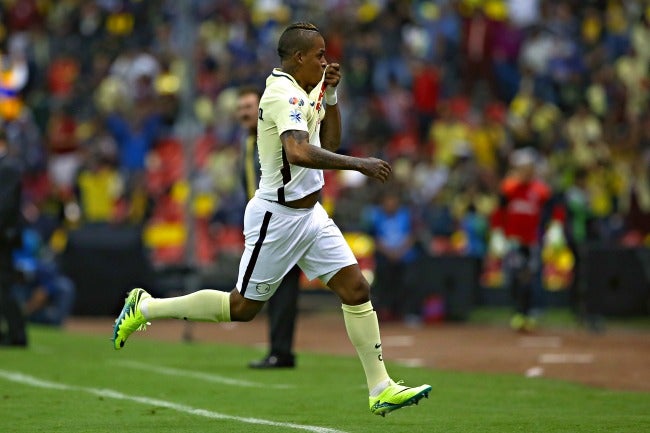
[411,60,440,142]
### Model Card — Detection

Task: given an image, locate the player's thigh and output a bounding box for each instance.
[298,208,358,287]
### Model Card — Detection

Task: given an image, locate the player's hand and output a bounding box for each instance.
[358,157,391,183]
[324,63,341,88]
[488,228,508,258]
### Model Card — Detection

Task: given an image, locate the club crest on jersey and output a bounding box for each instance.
[288,96,304,106]
[289,109,302,123]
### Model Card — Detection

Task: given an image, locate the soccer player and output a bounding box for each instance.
[114,22,431,416]
[489,147,565,332]
[237,86,300,369]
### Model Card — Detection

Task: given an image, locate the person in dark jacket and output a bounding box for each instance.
[0,129,27,346]
[237,86,300,368]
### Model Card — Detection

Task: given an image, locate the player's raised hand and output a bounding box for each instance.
[358,157,392,183]
[324,63,341,88]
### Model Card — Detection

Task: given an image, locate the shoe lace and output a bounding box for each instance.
[113,315,150,332]
[136,322,151,332]
[392,380,411,391]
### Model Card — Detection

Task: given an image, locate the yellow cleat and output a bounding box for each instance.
[112,288,151,350]
[369,380,432,417]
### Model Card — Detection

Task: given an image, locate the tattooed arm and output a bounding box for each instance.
[280,130,391,182]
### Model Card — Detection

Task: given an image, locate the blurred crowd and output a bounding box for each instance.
[0,0,649,322]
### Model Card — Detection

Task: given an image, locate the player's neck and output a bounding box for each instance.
[279,65,313,93]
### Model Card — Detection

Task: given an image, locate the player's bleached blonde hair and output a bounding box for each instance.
[277,22,321,60]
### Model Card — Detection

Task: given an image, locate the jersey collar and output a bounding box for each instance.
[270,68,308,96]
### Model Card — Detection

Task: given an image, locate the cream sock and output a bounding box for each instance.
[342,301,390,395]
[141,290,231,322]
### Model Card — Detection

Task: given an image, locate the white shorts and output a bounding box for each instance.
[236,196,357,301]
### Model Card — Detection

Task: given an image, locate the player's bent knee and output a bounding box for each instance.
[229,289,264,322]
[233,309,258,322]
[342,283,370,305]
[327,266,370,306]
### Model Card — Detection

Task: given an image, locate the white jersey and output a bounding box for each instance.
[256,68,326,204]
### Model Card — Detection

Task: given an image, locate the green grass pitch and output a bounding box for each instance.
[1,326,648,433]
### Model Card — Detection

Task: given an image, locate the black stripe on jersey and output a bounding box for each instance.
[277,187,285,204]
[271,71,294,83]
[240,211,273,296]
[277,147,292,204]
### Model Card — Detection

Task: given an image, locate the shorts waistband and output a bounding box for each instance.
[252,196,315,216]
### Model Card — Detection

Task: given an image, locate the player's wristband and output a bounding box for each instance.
[325,87,338,105]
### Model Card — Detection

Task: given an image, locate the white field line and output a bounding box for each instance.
[0,369,347,433]
[518,336,562,349]
[113,360,293,389]
[383,336,414,347]
[539,353,595,364]
[525,366,544,378]
[396,358,425,368]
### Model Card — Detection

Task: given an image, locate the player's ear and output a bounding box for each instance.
[294,50,303,64]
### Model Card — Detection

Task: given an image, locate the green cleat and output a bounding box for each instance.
[510,313,526,332]
[369,380,432,417]
[112,288,151,350]
[510,314,537,333]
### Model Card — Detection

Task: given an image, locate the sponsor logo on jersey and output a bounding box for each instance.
[289,109,302,123]
[288,96,304,106]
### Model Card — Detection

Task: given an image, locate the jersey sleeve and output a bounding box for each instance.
[266,89,309,135]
